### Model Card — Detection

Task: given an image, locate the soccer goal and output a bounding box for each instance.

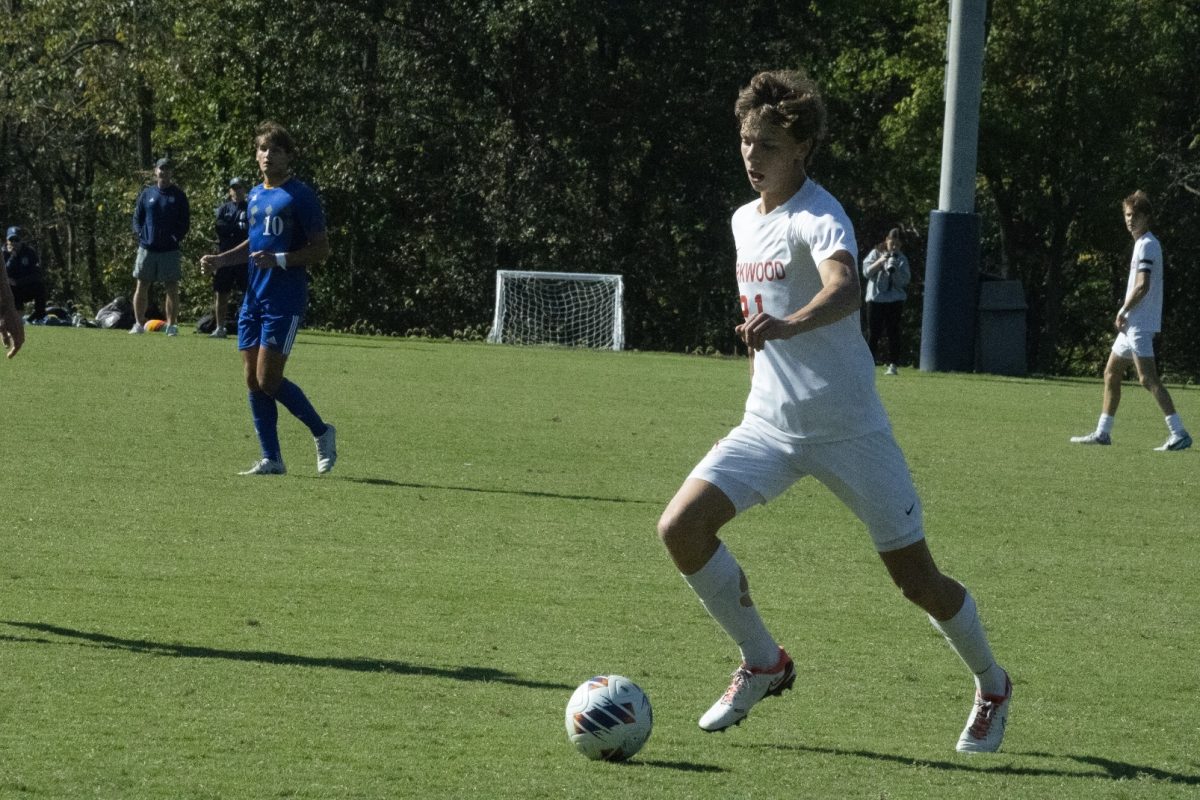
[487,270,625,351]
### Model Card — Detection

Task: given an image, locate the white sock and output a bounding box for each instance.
[928,590,1006,696]
[1097,413,1115,436]
[1165,413,1185,436]
[683,543,779,669]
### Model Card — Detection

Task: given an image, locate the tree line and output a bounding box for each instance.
[2,0,1198,377]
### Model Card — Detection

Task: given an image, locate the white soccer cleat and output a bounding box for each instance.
[315,424,337,474]
[165,324,179,337]
[956,672,1012,753]
[885,364,898,376]
[1154,432,1192,452]
[209,328,227,339]
[129,322,145,334]
[1069,431,1111,445]
[239,458,286,476]
[699,647,795,732]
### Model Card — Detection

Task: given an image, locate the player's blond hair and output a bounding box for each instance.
[735,70,826,166]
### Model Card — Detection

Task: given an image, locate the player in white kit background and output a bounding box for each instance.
[1070,190,1191,451]
[656,69,1011,753]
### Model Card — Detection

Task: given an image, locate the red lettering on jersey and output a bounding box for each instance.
[735,260,786,283]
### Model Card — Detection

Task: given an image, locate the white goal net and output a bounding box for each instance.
[487,270,625,351]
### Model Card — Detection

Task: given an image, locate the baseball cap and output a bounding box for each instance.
[5,226,20,241]
[155,157,172,169]
[228,177,244,188]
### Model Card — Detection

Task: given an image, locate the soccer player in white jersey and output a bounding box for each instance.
[1070,191,1191,451]
[656,70,1011,753]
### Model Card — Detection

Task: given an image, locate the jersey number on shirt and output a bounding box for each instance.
[263,214,285,237]
[740,294,764,318]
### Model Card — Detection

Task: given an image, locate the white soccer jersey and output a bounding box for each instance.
[732,180,889,442]
[1125,232,1163,334]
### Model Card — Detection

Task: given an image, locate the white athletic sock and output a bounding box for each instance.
[928,590,1007,696]
[683,543,780,669]
[1097,413,1115,436]
[1165,413,1185,436]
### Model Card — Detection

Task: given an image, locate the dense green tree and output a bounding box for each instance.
[2,0,1197,376]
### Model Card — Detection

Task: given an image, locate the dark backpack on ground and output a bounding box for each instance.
[195,313,238,335]
[95,297,135,330]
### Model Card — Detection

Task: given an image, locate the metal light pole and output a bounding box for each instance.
[919,0,988,372]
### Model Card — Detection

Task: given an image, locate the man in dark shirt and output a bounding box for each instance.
[3,226,46,321]
[130,157,190,335]
[205,177,249,338]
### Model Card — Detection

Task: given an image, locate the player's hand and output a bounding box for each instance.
[199,254,217,276]
[250,250,279,270]
[0,310,25,358]
[1114,311,1128,332]
[736,312,794,351]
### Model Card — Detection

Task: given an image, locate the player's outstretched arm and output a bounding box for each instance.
[200,240,250,275]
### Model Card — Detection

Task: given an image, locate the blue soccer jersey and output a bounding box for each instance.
[245,178,326,312]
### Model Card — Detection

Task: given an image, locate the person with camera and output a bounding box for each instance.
[0,231,24,357]
[3,226,46,323]
[862,228,911,375]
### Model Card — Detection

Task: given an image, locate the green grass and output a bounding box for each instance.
[1,326,1198,799]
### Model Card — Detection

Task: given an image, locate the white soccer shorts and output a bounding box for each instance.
[1111,329,1155,360]
[688,422,925,553]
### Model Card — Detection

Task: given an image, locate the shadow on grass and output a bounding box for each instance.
[294,338,390,349]
[342,476,657,505]
[0,621,571,691]
[299,337,446,352]
[740,742,1200,785]
[632,758,726,773]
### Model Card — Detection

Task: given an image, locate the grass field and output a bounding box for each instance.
[2,325,1198,799]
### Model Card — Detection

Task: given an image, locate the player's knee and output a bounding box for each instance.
[656,510,681,546]
[656,507,705,552]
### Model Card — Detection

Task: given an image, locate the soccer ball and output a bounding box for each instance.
[564,675,653,761]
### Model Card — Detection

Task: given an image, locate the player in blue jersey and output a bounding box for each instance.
[200,121,337,475]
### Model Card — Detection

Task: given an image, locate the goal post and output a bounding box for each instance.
[487,270,625,351]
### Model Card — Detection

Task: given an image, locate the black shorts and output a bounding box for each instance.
[11,281,47,314]
[213,265,248,294]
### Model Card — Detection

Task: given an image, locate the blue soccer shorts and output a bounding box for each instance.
[238,301,302,356]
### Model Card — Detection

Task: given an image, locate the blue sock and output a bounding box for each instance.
[248,390,281,461]
[275,378,326,437]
